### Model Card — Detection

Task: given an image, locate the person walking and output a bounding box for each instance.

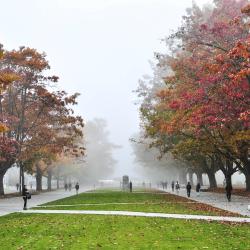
[171,181,175,192]
[129,181,133,193]
[69,182,72,191]
[75,182,80,195]
[196,183,201,196]
[16,183,20,191]
[64,183,68,191]
[175,181,180,194]
[186,182,192,197]
[225,182,233,202]
[22,185,30,210]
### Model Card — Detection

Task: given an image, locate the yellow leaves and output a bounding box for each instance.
[0,50,3,59]
[0,72,20,92]
[0,123,9,133]
[230,130,250,142]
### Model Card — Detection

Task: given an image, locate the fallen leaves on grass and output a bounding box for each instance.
[184,202,240,217]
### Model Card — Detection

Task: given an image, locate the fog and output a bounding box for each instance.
[12,0,250,190]
[0,0,215,181]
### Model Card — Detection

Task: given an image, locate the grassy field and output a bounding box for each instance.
[0,213,250,249]
[37,190,239,217]
[1,189,249,249]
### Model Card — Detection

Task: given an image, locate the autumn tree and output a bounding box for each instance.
[136,0,250,189]
[0,46,84,194]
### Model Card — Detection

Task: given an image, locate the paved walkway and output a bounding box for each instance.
[0,187,91,216]
[160,188,250,217]
[22,209,250,223]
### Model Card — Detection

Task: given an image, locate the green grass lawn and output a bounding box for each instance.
[37,190,239,217]
[0,213,249,250]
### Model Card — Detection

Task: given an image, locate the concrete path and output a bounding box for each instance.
[0,187,91,217]
[160,188,250,217]
[22,209,250,223]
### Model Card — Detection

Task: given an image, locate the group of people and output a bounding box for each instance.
[64,182,80,194]
[169,181,201,197]
[171,181,180,193]
[182,181,232,202]
[185,182,201,197]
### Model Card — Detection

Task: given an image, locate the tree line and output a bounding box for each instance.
[135,0,250,190]
[0,45,85,195]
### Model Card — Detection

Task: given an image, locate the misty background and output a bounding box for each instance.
[2,0,244,186]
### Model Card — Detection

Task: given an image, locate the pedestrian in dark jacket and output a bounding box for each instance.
[129,181,133,193]
[22,185,29,210]
[196,183,201,196]
[171,181,175,192]
[186,182,192,197]
[225,182,233,202]
[75,182,80,194]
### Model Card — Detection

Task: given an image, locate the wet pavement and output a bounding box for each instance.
[160,187,250,217]
[0,187,91,216]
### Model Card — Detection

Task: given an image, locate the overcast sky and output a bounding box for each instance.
[0,0,212,178]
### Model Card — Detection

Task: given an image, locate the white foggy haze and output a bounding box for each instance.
[0,0,213,180]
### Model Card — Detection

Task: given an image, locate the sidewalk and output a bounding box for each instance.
[161,188,250,217]
[0,187,91,217]
[22,209,250,223]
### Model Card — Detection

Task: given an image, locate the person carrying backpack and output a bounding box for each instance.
[22,185,31,210]
[186,182,192,197]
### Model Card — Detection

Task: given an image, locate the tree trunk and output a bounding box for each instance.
[47,169,52,191]
[245,174,250,191]
[242,160,250,191]
[0,164,10,196]
[0,170,6,196]
[36,164,43,191]
[21,164,25,192]
[207,171,217,188]
[19,164,22,195]
[243,166,250,191]
[225,173,232,188]
[196,172,203,186]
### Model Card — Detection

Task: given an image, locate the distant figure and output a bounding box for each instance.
[171,181,175,192]
[196,183,201,196]
[22,185,30,210]
[64,183,68,191]
[16,183,20,191]
[223,179,226,187]
[69,183,72,191]
[186,182,192,197]
[175,181,180,194]
[75,182,80,195]
[161,182,165,190]
[225,182,233,202]
[129,181,133,192]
